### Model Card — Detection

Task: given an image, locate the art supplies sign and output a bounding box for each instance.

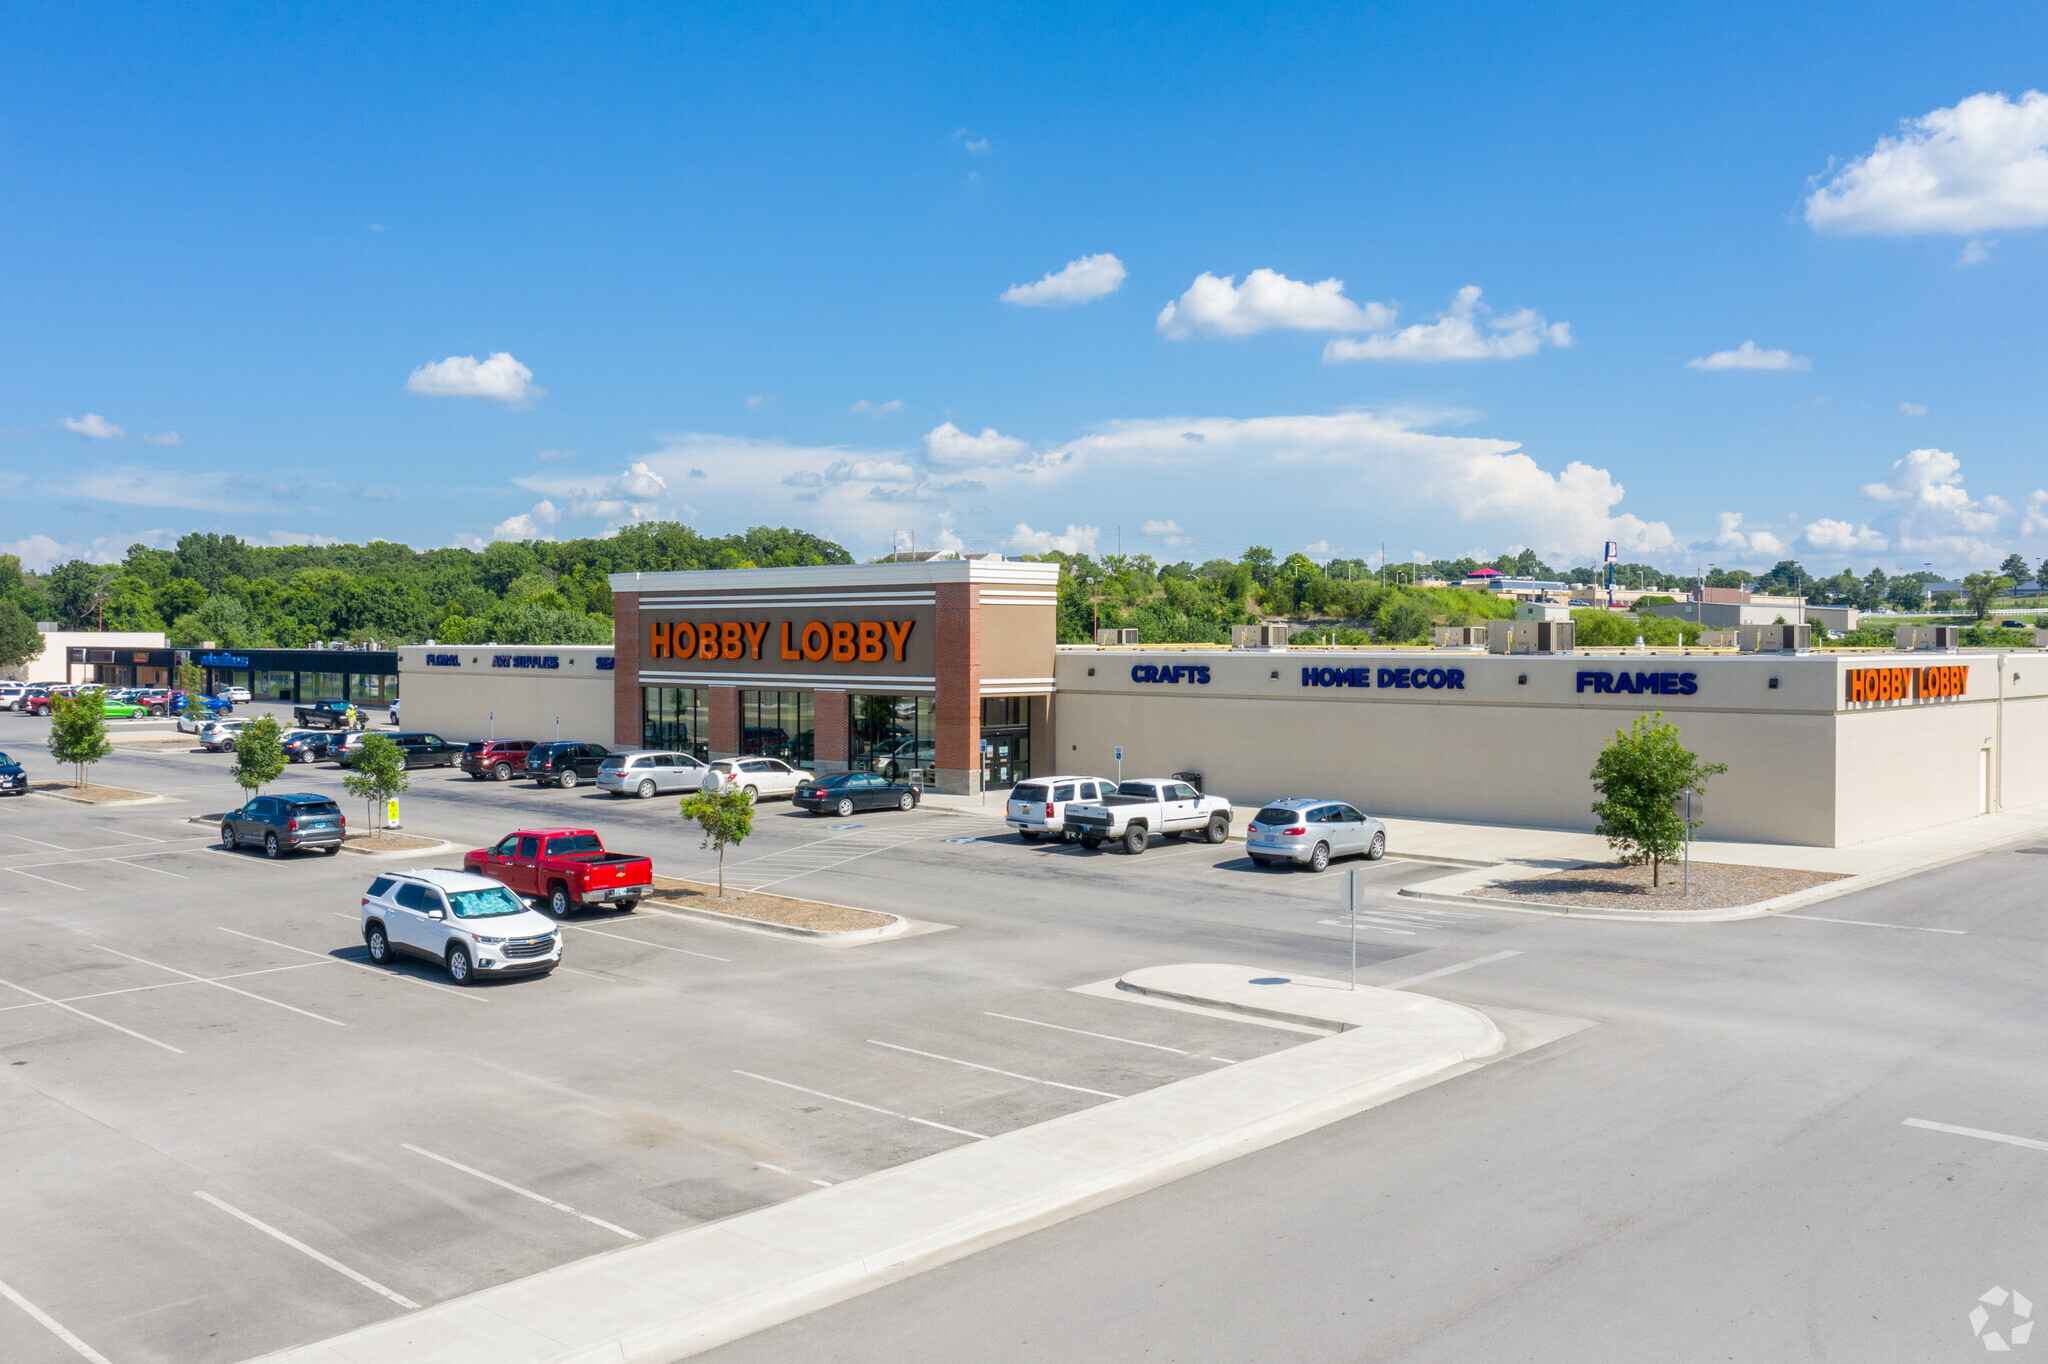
[1845,664,1968,704]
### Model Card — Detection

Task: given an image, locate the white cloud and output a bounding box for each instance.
[1,533,72,571]
[823,457,918,485]
[1140,518,1191,547]
[63,467,278,512]
[1686,341,1811,372]
[745,394,777,411]
[1303,540,1333,557]
[922,422,1034,468]
[1006,523,1101,554]
[965,138,989,154]
[2021,490,2048,537]
[1899,402,1929,416]
[1802,518,1888,553]
[1806,91,2048,235]
[514,462,668,528]
[138,431,183,446]
[62,413,124,439]
[1711,512,1788,559]
[1001,253,1128,307]
[491,510,554,541]
[849,398,905,417]
[405,351,541,407]
[255,531,345,548]
[1156,269,1393,338]
[1959,238,1994,265]
[1846,446,2012,563]
[535,447,581,462]
[1322,287,1572,363]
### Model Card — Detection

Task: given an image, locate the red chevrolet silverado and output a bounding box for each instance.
[464,828,655,917]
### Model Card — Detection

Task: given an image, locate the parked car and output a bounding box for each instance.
[326,730,373,766]
[1005,774,1117,841]
[197,719,249,751]
[596,749,708,798]
[1245,797,1387,871]
[174,695,231,730]
[869,738,935,780]
[281,729,337,764]
[294,698,360,730]
[0,749,25,794]
[0,683,28,711]
[1064,778,1234,854]
[219,792,347,858]
[19,687,59,716]
[360,868,561,984]
[218,685,253,702]
[463,828,654,916]
[390,732,463,769]
[794,771,921,816]
[705,756,812,800]
[460,739,539,782]
[388,696,400,725]
[98,695,147,719]
[525,740,610,788]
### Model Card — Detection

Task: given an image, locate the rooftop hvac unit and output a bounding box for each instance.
[1229,624,1291,649]
[1430,626,1488,648]
[1893,624,1959,651]
[1487,620,1576,654]
[1699,629,1740,648]
[1738,623,1810,653]
[1094,628,1141,646]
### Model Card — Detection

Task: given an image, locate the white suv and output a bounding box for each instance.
[360,868,562,985]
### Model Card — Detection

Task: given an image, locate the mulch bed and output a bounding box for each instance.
[1468,859,1847,911]
[647,875,892,932]
[31,781,157,802]
[341,831,445,852]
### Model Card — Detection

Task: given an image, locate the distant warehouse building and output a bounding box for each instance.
[385,561,2046,850]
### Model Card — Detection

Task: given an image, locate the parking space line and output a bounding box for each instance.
[0,831,73,851]
[0,978,185,1052]
[566,925,730,963]
[3,867,83,892]
[401,1144,641,1239]
[1904,1118,2048,1151]
[1779,913,1965,935]
[96,827,165,843]
[983,1011,1230,1062]
[217,927,489,1002]
[1316,919,1415,935]
[94,945,346,1027]
[1383,949,1523,990]
[194,1191,420,1309]
[868,1039,1124,1099]
[0,961,334,1014]
[0,1274,114,1364]
[110,858,188,879]
[756,1161,834,1187]
[735,1070,989,1140]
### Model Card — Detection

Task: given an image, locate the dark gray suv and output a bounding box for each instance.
[221,793,347,858]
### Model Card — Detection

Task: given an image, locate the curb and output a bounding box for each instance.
[1115,976,1345,1032]
[339,837,456,859]
[654,900,908,943]
[31,787,164,806]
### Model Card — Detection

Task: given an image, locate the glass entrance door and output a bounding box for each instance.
[981,728,1030,789]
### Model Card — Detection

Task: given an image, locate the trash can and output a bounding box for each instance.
[1172,770,1204,793]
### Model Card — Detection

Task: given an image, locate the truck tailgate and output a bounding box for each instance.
[576,855,653,890]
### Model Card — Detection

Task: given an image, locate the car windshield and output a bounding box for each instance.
[464,742,487,753]
[1114,782,1156,797]
[0,752,13,765]
[1253,807,1300,826]
[1013,784,1048,803]
[819,773,855,787]
[544,834,603,855]
[446,886,527,918]
[598,756,626,769]
[290,801,341,816]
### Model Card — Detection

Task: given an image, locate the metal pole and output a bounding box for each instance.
[490,710,495,740]
[1683,789,1691,897]
[1348,867,1361,988]
[555,714,560,740]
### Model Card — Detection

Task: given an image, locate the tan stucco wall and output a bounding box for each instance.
[396,646,614,745]
[1051,648,2047,848]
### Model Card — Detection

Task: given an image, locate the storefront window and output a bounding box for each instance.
[643,687,708,760]
[303,671,345,701]
[255,670,296,701]
[349,673,394,704]
[851,694,934,783]
[738,691,813,766]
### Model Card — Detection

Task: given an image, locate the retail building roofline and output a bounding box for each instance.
[608,559,1061,593]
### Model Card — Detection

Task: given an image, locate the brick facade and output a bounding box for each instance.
[709,685,740,759]
[933,581,981,794]
[812,688,849,771]
[612,591,640,749]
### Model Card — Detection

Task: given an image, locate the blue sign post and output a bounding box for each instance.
[1114,745,1123,783]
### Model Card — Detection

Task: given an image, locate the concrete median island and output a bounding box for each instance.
[646,876,905,939]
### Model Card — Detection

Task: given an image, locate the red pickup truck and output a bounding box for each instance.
[464,828,655,917]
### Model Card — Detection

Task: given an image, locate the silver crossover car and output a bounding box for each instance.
[596,749,709,799]
[1245,797,1387,871]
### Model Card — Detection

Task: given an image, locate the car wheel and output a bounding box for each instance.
[1123,826,1149,855]
[264,833,282,860]
[835,797,855,817]
[1250,855,1271,867]
[1309,841,1330,872]
[296,750,311,763]
[469,772,486,781]
[1366,831,1386,861]
[548,883,572,917]
[323,845,340,856]
[447,945,475,985]
[559,769,578,788]
[1080,835,1102,850]
[638,779,656,799]
[743,784,758,798]
[220,823,237,851]
[365,925,393,964]
[617,898,639,913]
[1019,830,1038,842]
[494,763,512,781]
[1204,816,1230,845]
[897,792,914,811]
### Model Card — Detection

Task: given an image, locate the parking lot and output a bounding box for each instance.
[0,719,1509,1363]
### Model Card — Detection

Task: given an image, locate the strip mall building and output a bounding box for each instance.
[392,560,2047,849]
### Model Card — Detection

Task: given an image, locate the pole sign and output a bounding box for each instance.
[1604,541,1619,563]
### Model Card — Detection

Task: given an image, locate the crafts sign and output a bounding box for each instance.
[1846,664,1968,703]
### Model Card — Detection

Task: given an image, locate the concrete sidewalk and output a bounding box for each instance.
[243,968,1501,1364]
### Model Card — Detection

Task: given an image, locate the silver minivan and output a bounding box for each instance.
[597,749,708,799]
[1245,797,1387,871]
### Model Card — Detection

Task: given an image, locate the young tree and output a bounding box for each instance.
[342,733,410,831]
[680,781,755,896]
[175,658,206,693]
[230,715,288,801]
[1998,552,2030,582]
[47,688,113,788]
[1962,572,2013,622]
[0,599,46,672]
[1589,712,1727,888]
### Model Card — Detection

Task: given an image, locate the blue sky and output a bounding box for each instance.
[5,2,2048,575]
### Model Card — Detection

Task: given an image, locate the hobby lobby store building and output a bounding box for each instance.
[394,559,2046,847]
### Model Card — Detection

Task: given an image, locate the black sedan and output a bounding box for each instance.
[0,749,25,796]
[281,729,337,764]
[794,771,921,816]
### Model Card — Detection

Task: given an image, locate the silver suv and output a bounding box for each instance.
[1245,798,1387,872]
[359,868,562,985]
[597,749,708,799]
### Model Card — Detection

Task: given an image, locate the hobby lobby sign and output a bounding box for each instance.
[1845,664,1968,703]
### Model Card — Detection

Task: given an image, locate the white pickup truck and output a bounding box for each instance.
[1062,778,1233,854]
